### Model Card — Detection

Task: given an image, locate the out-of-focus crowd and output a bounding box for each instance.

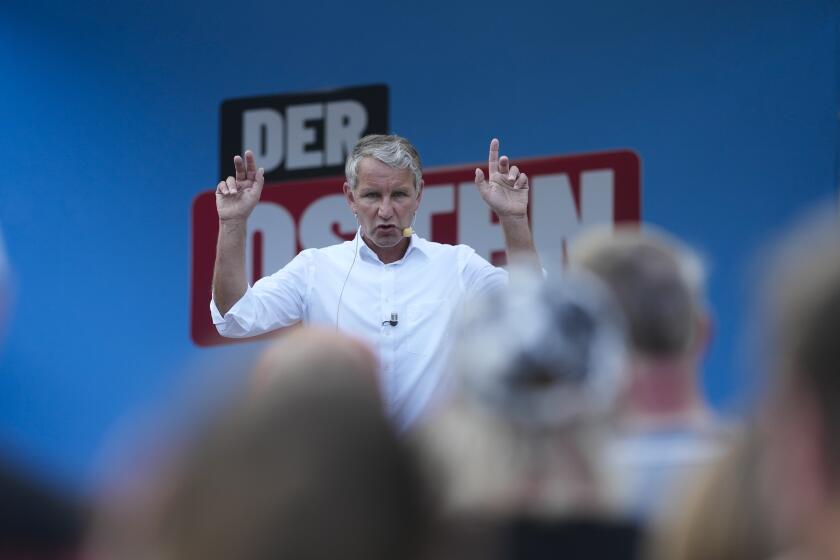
[2,211,840,560]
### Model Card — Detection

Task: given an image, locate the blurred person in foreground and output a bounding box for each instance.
[568,225,730,520]
[86,327,431,560]
[0,226,89,558]
[414,269,643,559]
[757,214,840,559]
[651,426,774,560]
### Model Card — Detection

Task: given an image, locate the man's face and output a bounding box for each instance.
[344,157,422,250]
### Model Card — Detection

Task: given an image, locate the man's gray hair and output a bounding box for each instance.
[345,134,423,191]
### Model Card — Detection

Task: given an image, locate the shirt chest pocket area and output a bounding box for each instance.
[404,299,452,356]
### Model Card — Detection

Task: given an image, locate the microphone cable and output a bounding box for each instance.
[335,226,361,331]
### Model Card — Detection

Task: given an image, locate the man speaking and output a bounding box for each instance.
[211,135,539,425]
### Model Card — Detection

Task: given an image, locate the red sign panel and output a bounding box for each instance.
[190,150,641,346]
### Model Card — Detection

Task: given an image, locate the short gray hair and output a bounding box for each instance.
[345,135,423,192]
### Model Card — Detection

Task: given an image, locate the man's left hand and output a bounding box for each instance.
[474,138,529,218]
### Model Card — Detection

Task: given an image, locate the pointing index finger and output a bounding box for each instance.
[488,138,500,175]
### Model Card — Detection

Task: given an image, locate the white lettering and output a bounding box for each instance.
[286,103,324,170]
[325,101,368,166]
[242,109,285,172]
[246,202,296,283]
[531,170,614,259]
[414,184,454,237]
[299,194,356,249]
[457,181,504,262]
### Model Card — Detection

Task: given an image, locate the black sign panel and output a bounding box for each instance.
[220,84,389,182]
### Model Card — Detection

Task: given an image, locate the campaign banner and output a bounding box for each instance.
[190,150,641,346]
[220,84,389,182]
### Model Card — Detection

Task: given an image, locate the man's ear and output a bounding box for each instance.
[416,179,424,203]
[343,182,357,213]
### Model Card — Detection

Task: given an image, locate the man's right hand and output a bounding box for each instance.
[216,150,264,222]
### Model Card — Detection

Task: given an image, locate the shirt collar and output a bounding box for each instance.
[353,229,429,264]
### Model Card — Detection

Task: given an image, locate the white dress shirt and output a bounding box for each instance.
[211,231,507,426]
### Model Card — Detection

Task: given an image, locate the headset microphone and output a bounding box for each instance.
[402,212,417,238]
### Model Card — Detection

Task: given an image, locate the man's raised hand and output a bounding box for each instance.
[474,138,529,218]
[216,150,265,222]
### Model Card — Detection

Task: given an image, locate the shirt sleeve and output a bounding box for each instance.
[210,250,313,338]
[459,248,509,296]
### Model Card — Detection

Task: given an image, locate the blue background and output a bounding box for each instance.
[1,0,837,493]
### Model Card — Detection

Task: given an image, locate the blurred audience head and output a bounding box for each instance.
[568,225,728,525]
[569,225,711,425]
[88,327,430,560]
[0,463,88,559]
[759,211,840,556]
[415,269,627,517]
[570,224,707,360]
[251,325,379,389]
